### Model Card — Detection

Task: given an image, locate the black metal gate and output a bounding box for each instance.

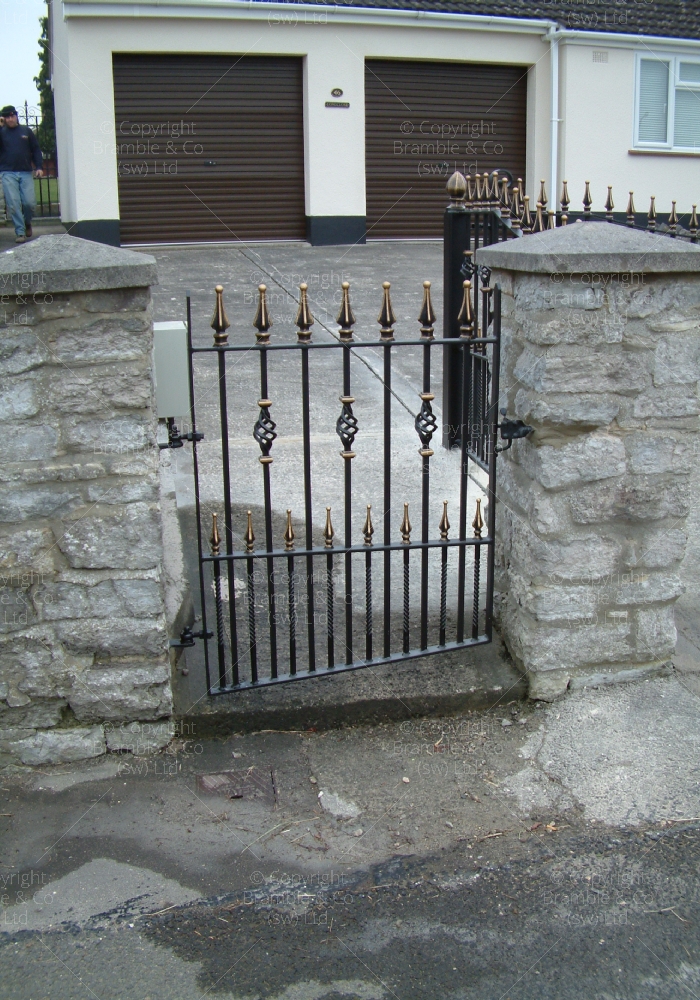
[177,276,503,695]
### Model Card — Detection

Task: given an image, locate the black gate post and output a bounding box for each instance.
[442,171,468,450]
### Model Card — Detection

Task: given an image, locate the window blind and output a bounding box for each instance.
[638,59,669,143]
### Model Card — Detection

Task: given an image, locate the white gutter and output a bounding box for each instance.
[547,29,560,213]
[547,27,700,50]
[63,0,555,32]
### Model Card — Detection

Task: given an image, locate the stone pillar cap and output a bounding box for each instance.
[476,219,700,274]
[0,234,157,293]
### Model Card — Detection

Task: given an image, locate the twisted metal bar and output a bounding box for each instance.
[244,510,257,683]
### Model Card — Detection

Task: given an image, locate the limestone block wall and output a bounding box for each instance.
[479,223,700,700]
[0,236,172,765]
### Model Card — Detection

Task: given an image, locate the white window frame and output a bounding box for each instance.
[634,52,700,151]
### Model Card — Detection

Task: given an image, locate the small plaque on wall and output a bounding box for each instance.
[325,101,350,108]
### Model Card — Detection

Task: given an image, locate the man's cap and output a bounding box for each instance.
[0,106,18,117]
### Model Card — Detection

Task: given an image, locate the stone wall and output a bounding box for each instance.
[0,236,172,765]
[479,222,700,700]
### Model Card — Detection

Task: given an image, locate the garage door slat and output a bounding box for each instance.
[365,59,528,239]
[113,54,305,244]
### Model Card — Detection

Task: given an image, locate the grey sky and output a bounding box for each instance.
[1,0,45,111]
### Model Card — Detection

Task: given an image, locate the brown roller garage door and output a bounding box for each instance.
[113,54,305,244]
[365,59,527,239]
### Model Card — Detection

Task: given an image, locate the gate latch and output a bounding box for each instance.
[497,407,533,453]
[159,417,205,450]
[170,625,214,649]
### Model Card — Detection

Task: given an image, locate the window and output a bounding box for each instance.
[635,55,700,150]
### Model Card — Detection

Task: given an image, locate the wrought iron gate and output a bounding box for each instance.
[178,276,504,695]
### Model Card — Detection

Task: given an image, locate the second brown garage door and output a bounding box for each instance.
[365,59,528,239]
[113,54,305,244]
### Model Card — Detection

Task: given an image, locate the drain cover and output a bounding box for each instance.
[197,768,277,806]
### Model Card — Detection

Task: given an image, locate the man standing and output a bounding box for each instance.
[0,106,44,243]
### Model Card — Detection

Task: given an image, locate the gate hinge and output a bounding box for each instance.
[159,417,205,450]
[496,408,534,453]
[170,625,213,649]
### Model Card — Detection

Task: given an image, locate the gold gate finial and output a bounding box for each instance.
[378,281,396,341]
[439,500,450,540]
[560,180,570,225]
[244,510,255,553]
[295,283,314,342]
[324,506,334,547]
[446,170,467,208]
[499,176,511,218]
[583,181,593,217]
[336,281,356,342]
[605,186,614,221]
[669,200,679,235]
[626,191,636,227]
[472,498,484,539]
[211,285,230,345]
[538,179,547,210]
[363,505,374,546]
[284,509,295,551]
[210,513,221,555]
[400,502,411,544]
[418,280,436,339]
[648,195,657,232]
[458,280,474,338]
[253,284,272,344]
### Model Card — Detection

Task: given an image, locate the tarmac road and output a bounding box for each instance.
[2,681,700,999]
[1,823,699,999]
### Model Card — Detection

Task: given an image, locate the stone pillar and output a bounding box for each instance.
[0,235,172,765]
[478,222,700,700]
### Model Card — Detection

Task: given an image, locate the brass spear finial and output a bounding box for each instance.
[323,506,334,548]
[295,283,314,342]
[560,180,570,225]
[605,186,614,221]
[648,195,657,232]
[538,179,548,211]
[669,200,678,235]
[253,284,272,344]
[362,504,374,546]
[210,513,221,555]
[211,285,230,345]
[244,510,255,553]
[626,191,636,227]
[499,175,511,218]
[418,280,436,340]
[446,170,467,208]
[474,173,483,207]
[521,194,533,233]
[690,204,698,242]
[284,509,295,551]
[458,280,474,338]
[583,181,592,218]
[534,201,545,233]
[336,281,355,342]
[472,498,484,539]
[439,500,450,540]
[378,281,396,341]
[489,170,500,204]
[465,174,475,205]
[400,502,411,544]
[511,181,521,230]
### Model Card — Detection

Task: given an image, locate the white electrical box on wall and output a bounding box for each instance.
[153,321,189,420]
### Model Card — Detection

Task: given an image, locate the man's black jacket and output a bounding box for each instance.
[0,125,43,172]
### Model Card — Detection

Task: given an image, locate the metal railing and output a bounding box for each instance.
[176,280,502,694]
[14,103,60,219]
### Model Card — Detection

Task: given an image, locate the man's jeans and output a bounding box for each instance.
[1,171,36,236]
